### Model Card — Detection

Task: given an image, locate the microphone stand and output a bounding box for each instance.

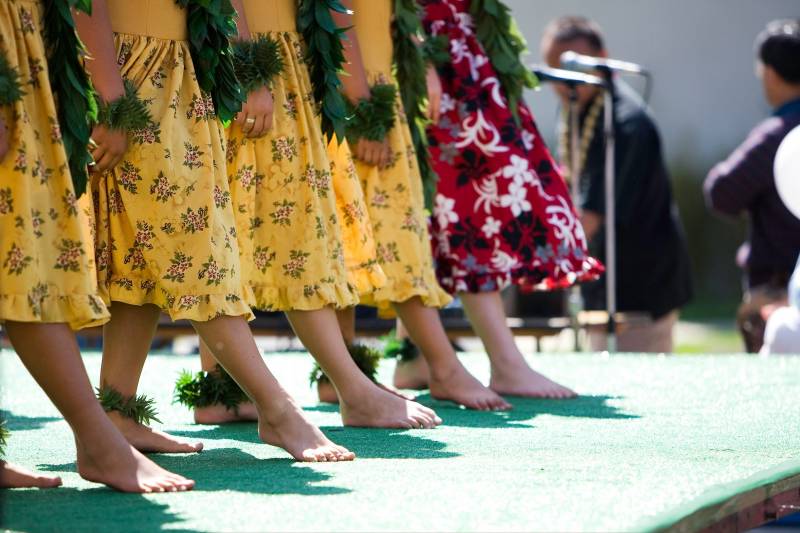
[567,87,583,352]
[598,69,618,353]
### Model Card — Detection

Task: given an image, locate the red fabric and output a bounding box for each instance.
[421,0,603,294]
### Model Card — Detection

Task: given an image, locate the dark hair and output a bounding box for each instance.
[756,19,800,83]
[541,16,605,52]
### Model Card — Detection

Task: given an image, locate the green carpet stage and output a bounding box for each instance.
[1,351,799,532]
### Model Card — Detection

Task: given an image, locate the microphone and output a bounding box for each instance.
[531,65,605,87]
[560,51,647,75]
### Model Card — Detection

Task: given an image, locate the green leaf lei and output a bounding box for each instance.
[96,79,152,132]
[296,0,349,141]
[0,53,23,106]
[469,0,538,125]
[420,34,449,67]
[97,386,162,426]
[343,83,397,144]
[43,0,97,197]
[175,0,244,124]
[232,35,285,93]
[174,365,249,412]
[392,0,438,209]
[310,344,382,386]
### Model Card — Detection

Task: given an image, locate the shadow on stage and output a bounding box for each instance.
[169,420,460,460]
[410,393,639,428]
[0,410,61,431]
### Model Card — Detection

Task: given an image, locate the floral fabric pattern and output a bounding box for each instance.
[227,25,383,311]
[0,0,109,330]
[420,0,603,294]
[86,26,252,321]
[341,0,452,313]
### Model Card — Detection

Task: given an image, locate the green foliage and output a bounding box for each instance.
[382,335,420,362]
[0,418,9,457]
[96,79,152,132]
[175,0,244,124]
[97,386,161,425]
[43,0,97,197]
[174,365,249,411]
[344,83,397,143]
[297,0,349,141]
[393,0,438,208]
[421,34,449,67]
[0,54,23,106]
[233,35,285,93]
[469,0,538,125]
[309,343,382,386]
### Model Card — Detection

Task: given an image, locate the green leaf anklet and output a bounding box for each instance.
[383,336,421,362]
[97,386,162,426]
[309,344,382,387]
[0,418,9,457]
[174,365,249,412]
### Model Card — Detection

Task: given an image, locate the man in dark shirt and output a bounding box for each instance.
[704,19,800,352]
[541,16,693,352]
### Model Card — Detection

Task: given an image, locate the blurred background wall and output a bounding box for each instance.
[508,0,799,318]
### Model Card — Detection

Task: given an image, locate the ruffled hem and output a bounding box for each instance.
[361,278,453,316]
[438,257,605,295]
[105,283,254,322]
[347,262,387,296]
[0,294,109,331]
[249,282,360,312]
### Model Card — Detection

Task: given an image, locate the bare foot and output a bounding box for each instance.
[258,399,355,462]
[490,363,577,399]
[318,381,416,404]
[108,411,203,454]
[77,439,195,493]
[194,402,259,424]
[429,364,512,411]
[0,461,62,489]
[340,384,442,429]
[393,355,430,390]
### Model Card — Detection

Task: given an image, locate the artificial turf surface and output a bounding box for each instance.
[0,350,798,532]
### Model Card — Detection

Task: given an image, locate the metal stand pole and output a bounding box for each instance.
[567,88,584,352]
[602,77,617,353]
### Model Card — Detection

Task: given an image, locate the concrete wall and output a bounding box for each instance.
[507,0,798,172]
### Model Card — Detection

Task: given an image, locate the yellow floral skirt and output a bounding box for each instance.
[341,72,452,313]
[87,32,252,321]
[0,0,108,330]
[226,31,383,311]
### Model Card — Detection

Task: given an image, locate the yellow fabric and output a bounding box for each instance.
[228,0,383,310]
[108,0,187,40]
[86,2,253,321]
[339,0,452,312]
[0,0,109,330]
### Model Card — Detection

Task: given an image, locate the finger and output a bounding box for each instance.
[431,96,441,123]
[241,116,256,135]
[94,151,118,174]
[246,114,264,138]
[263,109,274,133]
[234,112,246,128]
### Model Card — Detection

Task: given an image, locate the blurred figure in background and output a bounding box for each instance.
[760,254,800,356]
[704,19,800,353]
[540,17,693,353]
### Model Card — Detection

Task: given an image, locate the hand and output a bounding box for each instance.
[88,124,128,174]
[425,65,442,124]
[580,210,603,241]
[234,86,274,138]
[0,115,9,164]
[354,138,392,169]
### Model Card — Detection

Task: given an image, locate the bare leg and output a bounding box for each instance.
[336,307,356,346]
[286,308,441,429]
[101,303,202,453]
[4,322,194,493]
[393,298,511,411]
[191,315,354,462]
[192,340,259,424]
[0,461,62,489]
[460,291,576,399]
[392,318,431,390]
